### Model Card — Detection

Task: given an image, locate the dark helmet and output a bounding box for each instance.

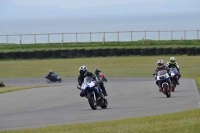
[79,66,88,76]
[157,59,164,68]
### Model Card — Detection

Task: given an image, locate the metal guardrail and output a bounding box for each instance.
[0,30,199,45]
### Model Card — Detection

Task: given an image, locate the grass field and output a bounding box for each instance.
[0,40,200,52]
[0,56,199,133]
[0,56,199,78]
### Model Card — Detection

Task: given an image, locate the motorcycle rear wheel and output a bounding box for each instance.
[100,99,108,109]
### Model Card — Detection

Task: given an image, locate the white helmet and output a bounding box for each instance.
[170,57,176,64]
[49,70,52,72]
[157,59,164,68]
[79,66,88,76]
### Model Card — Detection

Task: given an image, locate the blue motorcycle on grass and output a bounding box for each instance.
[169,68,179,92]
[45,74,62,83]
[80,76,108,110]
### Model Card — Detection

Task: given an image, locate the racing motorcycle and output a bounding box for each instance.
[80,76,108,110]
[169,68,179,92]
[45,73,62,83]
[154,70,171,98]
[95,68,108,82]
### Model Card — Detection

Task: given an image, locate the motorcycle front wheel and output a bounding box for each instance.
[88,94,97,110]
[57,78,62,82]
[163,83,170,98]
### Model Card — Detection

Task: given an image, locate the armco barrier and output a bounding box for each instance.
[20,51,28,59]
[36,50,44,59]
[60,49,68,58]
[44,50,52,58]
[117,48,125,56]
[85,49,93,57]
[77,49,85,57]
[52,50,60,58]
[68,49,77,58]
[101,49,109,57]
[163,48,171,55]
[147,48,156,55]
[140,48,148,56]
[187,47,195,56]
[109,48,117,56]
[179,47,187,55]
[133,48,140,55]
[195,47,200,55]
[0,47,199,60]
[28,51,36,59]
[171,48,179,55]
[93,49,101,57]
[156,48,163,55]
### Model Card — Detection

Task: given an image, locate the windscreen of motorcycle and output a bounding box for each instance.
[157,70,169,80]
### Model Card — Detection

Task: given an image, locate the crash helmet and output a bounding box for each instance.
[157,59,164,68]
[170,57,176,64]
[79,66,88,76]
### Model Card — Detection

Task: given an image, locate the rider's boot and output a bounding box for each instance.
[177,80,180,85]
[169,84,173,94]
[101,85,108,96]
[159,86,166,95]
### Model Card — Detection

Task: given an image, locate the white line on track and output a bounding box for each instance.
[192,80,200,108]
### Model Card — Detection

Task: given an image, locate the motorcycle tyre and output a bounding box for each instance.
[57,78,62,82]
[88,94,97,110]
[172,80,176,92]
[163,84,170,98]
[100,98,108,109]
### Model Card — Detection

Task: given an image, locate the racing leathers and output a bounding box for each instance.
[77,71,108,97]
[154,65,173,95]
[166,62,181,84]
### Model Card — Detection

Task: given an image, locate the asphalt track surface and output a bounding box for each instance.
[0,77,199,131]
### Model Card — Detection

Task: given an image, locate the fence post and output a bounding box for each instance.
[90,32,91,43]
[143,38,145,45]
[62,33,64,47]
[197,30,199,40]
[48,33,50,44]
[103,32,105,44]
[76,32,78,43]
[184,30,186,40]
[171,31,173,40]
[158,31,160,40]
[144,31,146,40]
[117,32,119,42]
[34,34,36,44]
[131,31,132,41]
[20,34,22,48]
[6,35,8,44]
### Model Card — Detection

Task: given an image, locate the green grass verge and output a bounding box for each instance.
[0,56,199,78]
[0,40,200,52]
[0,108,199,133]
[0,86,54,94]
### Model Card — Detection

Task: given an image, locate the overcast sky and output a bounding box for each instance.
[1,0,199,20]
[7,0,200,10]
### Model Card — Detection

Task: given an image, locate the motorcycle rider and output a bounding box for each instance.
[153,59,173,96]
[166,57,181,85]
[47,70,55,81]
[77,66,108,97]
[95,68,102,80]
